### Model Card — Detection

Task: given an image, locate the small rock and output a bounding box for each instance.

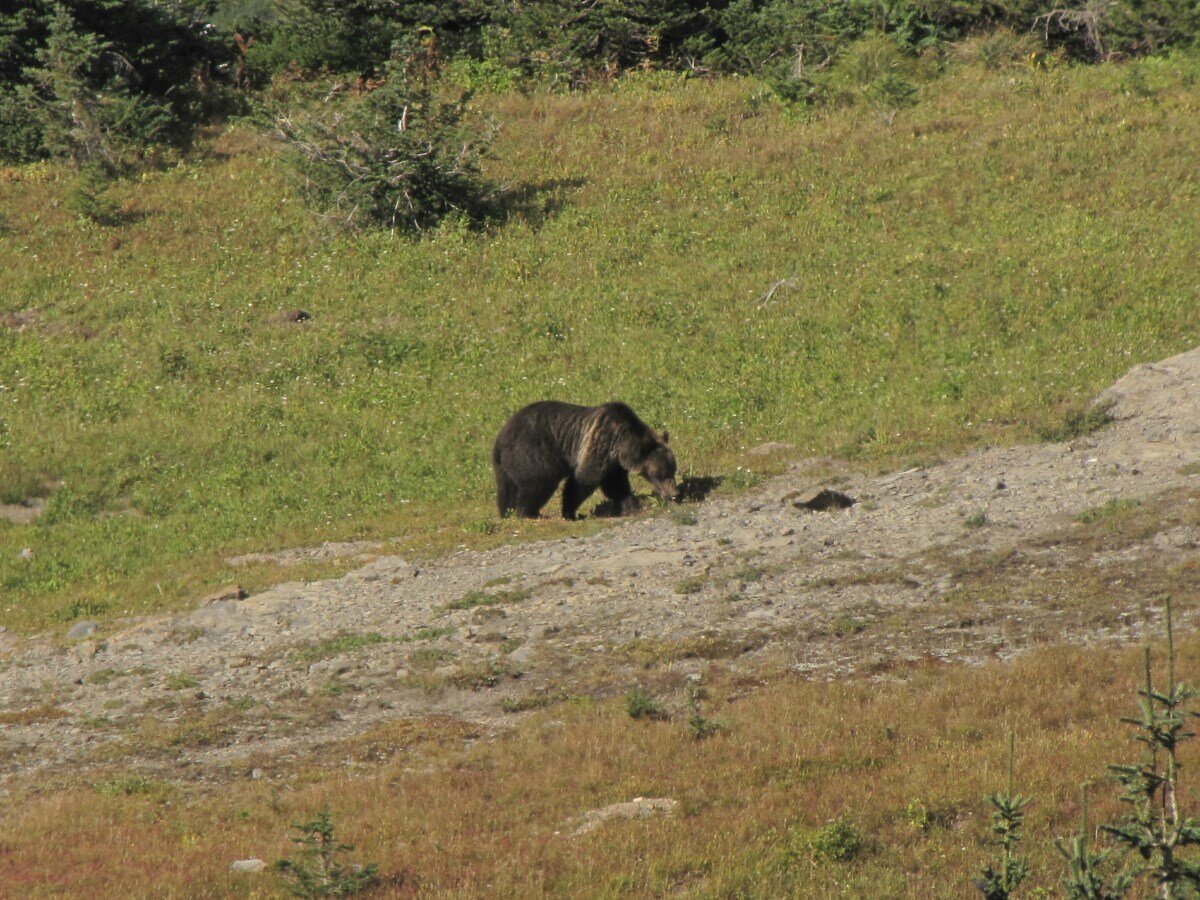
[20,547,33,559]
[572,798,679,836]
[746,441,795,457]
[230,859,266,874]
[250,768,264,780]
[995,479,1007,490]
[67,620,99,640]
[201,584,248,605]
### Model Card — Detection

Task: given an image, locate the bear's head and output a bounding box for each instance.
[637,434,679,502]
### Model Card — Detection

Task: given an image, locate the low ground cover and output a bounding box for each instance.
[2,57,1199,634]
[4,629,1197,896]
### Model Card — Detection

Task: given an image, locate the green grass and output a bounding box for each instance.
[964,510,989,529]
[1074,497,1142,525]
[292,631,390,664]
[444,587,532,611]
[164,672,200,690]
[412,625,456,641]
[3,55,1200,632]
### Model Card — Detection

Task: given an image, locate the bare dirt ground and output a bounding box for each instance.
[2,348,1199,792]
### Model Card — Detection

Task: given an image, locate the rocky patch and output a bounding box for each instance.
[4,348,1200,790]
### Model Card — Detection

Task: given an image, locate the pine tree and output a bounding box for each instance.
[976,732,1031,899]
[1100,597,1200,899]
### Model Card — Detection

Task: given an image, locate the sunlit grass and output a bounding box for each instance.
[4,633,1198,896]
[2,54,1200,631]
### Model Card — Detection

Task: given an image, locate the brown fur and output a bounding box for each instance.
[493,401,679,519]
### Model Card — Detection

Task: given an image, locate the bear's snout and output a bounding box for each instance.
[654,479,680,502]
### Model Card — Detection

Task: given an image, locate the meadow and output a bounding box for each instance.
[3,627,1199,896]
[4,46,1200,897]
[2,52,1200,638]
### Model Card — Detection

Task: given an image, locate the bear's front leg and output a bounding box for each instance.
[600,470,640,516]
[561,476,597,520]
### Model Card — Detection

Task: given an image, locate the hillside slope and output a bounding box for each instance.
[4,62,1200,633]
[3,346,1198,786]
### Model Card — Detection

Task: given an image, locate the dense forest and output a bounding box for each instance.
[4,0,1198,178]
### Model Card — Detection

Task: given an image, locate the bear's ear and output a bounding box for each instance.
[662,430,670,444]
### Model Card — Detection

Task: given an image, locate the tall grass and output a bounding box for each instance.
[4,634,1198,896]
[2,56,1200,631]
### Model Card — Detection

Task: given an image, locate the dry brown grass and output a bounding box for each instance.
[6,629,1200,897]
[0,704,68,726]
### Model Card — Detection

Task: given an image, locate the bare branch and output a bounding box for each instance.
[756,278,799,309]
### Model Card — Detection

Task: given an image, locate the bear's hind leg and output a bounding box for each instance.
[496,469,519,517]
[516,477,559,518]
[601,469,641,516]
[561,476,597,521]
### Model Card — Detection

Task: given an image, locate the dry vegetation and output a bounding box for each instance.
[3,632,1197,896]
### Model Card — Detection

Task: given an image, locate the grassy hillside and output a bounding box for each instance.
[3,55,1200,632]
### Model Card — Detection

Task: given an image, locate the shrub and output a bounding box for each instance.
[685,684,722,739]
[1057,790,1135,899]
[626,685,668,720]
[809,819,865,862]
[1038,401,1115,443]
[256,1,490,78]
[974,733,1030,899]
[1095,597,1200,894]
[965,510,989,529]
[68,162,124,225]
[18,7,170,170]
[273,61,495,234]
[2,1,222,165]
[952,28,1041,69]
[275,811,380,898]
[486,0,718,84]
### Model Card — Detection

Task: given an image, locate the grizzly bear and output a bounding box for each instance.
[493,401,679,520]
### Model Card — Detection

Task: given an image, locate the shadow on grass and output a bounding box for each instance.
[678,475,722,503]
[492,177,587,230]
[589,475,722,518]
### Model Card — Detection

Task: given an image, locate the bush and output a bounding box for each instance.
[626,685,668,720]
[486,0,718,84]
[1,0,223,165]
[809,819,865,862]
[255,0,491,78]
[275,811,379,897]
[0,92,45,163]
[273,62,495,234]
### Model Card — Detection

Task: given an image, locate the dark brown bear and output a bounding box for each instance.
[493,401,679,519]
